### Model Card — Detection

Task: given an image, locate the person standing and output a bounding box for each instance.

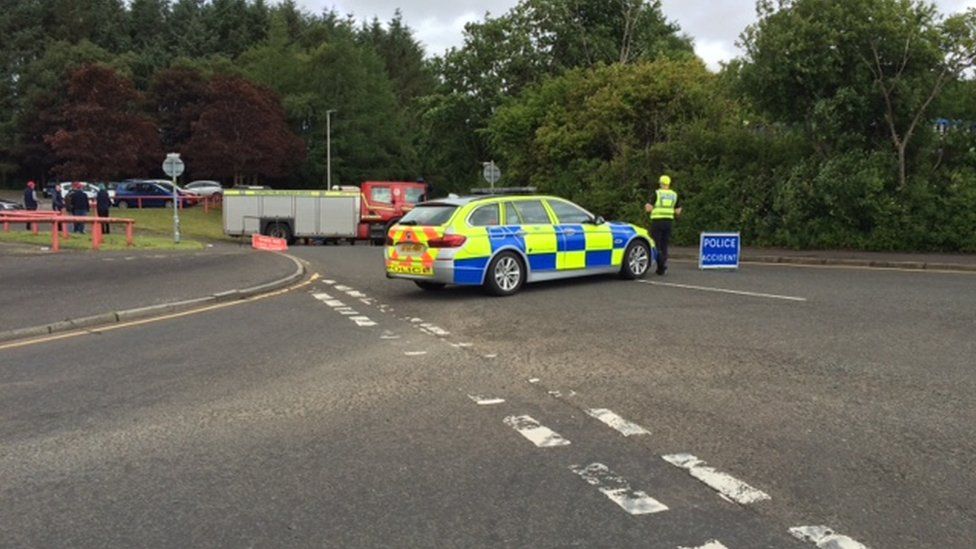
[644,174,682,276]
[23,181,38,230]
[96,183,111,234]
[52,184,64,212]
[68,182,90,234]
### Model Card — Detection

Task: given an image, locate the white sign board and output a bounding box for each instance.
[162,153,185,178]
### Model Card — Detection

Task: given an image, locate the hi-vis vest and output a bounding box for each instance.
[651,189,678,220]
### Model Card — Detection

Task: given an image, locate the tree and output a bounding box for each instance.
[46,64,161,180]
[186,75,305,184]
[738,0,976,188]
[149,65,211,152]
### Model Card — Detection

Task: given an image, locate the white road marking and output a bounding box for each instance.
[312,292,333,300]
[503,415,571,447]
[455,342,473,347]
[322,279,336,285]
[662,454,770,505]
[570,463,668,515]
[484,353,498,359]
[420,323,450,336]
[586,409,650,437]
[349,316,377,327]
[467,394,505,405]
[789,526,868,548]
[346,290,366,298]
[323,299,345,308]
[528,378,540,384]
[638,280,807,302]
[334,285,351,291]
[679,541,728,549]
[336,308,358,315]
[547,390,576,398]
[359,298,374,305]
[380,331,400,340]
[410,318,423,323]
[404,351,427,356]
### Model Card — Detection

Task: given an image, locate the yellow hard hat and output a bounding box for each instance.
[659,175,672,187]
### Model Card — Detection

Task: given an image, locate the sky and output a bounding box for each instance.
[304,0,976,71]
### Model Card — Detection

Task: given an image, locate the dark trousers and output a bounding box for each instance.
[650,219,672,274]
[25,206,37,230]
[73,209,88,234]
[98,209,110,234]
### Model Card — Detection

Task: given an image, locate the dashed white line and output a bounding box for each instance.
[789,526,868,548]
[322,279,336,285]
[349,316,377,327]
[380,332,400,340]
[503,415,571,447]
[638,279,807,302]
[455,342,473,348]
[570,463,668,515]
[323,299,345,308]
[335,308,358,315]
[312,292,333,300]
[346,290,366,298]
[410,318,423,323]
[420,323,450,336]
[662,454,770,505]
[484,354,497,359]
[334,285,352,291]
[467,395,505,405]
[528,378,540,384]
[547,390,576,398]
[586,409,650,437]
[679,541,728,549]
[404,351,427,356]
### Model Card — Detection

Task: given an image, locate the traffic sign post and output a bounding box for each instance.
[699,232,741,270]
[162,153,185,244]
[482,161,501,190]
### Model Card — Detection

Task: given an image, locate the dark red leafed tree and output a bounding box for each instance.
[46,64,162,180]
[149,66,211,153]
[186,76,305,185]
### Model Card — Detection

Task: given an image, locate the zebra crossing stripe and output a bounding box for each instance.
[662,454,770,505]
[789,526,868,548]
[570,463,668,515]
[503,415,570,447]
[585,408,650,436]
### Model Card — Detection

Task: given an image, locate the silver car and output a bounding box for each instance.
[185,181,223,197]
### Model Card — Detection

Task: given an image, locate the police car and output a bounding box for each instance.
[385,190,655,296]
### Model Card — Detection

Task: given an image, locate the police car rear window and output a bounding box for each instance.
[399,205,457,226]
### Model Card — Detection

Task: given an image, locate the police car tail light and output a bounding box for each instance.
[427,234,467,248]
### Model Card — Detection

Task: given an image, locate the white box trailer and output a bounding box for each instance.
[223,189,362,242]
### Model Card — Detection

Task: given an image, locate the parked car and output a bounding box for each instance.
[185,180,223,197]
[57,182,96,200]
[114,181,197,208]
[0,198,24,211]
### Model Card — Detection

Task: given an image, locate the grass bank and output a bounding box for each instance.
[0,230,205,251]
[118,206,233,242]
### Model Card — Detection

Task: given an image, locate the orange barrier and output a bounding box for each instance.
[0,212,135,252]
[251,233,288,251]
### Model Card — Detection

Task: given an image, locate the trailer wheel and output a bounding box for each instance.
[265,222,294,244]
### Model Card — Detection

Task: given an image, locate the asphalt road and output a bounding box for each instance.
[2,246,973,548]
[0,247,294,332]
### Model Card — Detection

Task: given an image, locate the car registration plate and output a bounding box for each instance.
[397,243,425,254]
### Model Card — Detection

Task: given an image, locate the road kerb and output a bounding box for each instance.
[0,252,306,344]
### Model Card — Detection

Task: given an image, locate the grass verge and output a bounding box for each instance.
[0,230,204,251]
[117,206,233,242]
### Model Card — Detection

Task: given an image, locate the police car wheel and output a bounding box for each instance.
[621,240,651,279]
[414,281,446,291]
[485,251,525,296]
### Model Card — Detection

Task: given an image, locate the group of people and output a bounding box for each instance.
[23,181,112,235]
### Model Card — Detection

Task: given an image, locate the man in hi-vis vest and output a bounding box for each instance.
[644,175,682,275]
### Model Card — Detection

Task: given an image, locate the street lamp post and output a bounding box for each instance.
[326,109,336,190]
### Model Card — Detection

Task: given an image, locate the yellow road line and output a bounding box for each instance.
[0,273,319,352]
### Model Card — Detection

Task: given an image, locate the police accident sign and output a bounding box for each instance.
[699,232,741,270]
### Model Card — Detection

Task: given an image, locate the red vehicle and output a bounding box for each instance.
[357,181,430,242]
